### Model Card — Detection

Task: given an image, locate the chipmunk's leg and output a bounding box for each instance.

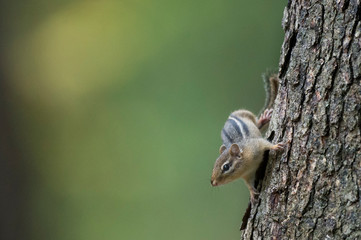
[271,142,287,151]
[257,109,273,130]
[256,138,287,152]
[244,180,259,206]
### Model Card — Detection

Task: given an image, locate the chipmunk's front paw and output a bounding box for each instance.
[272,142,287,151]
[250,196,259,206]
[250,188,260,206]
[258,109,273,128]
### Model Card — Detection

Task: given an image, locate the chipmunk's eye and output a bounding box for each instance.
[222,163,230,172]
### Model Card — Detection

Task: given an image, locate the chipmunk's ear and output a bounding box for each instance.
[219,145,227,154]
[229,143,242,158]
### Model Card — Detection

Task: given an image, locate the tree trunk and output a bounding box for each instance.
[242,1,361,239]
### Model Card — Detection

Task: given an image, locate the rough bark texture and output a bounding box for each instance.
[242,1,361,239]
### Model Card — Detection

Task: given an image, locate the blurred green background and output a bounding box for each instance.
[0,1,285,239]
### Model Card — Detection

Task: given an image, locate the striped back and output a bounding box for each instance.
[221,115,250,148]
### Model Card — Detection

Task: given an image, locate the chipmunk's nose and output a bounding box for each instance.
[211,180,217,186]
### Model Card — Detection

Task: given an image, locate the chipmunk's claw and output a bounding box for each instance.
[258,109,273,129]
[250,187,260,206]
[263,108,273,120]
[272,142,287,151]
[250,196,259,206]
[259,109,273,123]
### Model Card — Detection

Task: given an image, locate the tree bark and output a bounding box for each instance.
[242,1,361,239]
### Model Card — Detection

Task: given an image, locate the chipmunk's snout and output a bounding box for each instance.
[211,179,218,186]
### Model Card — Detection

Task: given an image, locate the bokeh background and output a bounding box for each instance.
[0,1,285,239]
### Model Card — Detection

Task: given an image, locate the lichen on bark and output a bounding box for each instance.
[242,1,361,239]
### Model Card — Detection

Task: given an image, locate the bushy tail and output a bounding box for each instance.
[260,70,279,116]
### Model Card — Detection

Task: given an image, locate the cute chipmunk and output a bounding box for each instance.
[210,73,285,205]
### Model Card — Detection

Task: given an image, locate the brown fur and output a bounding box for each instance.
[211,73,283,205]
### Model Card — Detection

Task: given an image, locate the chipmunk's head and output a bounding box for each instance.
[211,143,243,187]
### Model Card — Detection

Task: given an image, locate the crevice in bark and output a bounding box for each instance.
[279,32,298,79]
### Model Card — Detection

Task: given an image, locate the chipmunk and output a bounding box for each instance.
[210,73,285,205]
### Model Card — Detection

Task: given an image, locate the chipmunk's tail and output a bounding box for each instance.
[260,70,279,116]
